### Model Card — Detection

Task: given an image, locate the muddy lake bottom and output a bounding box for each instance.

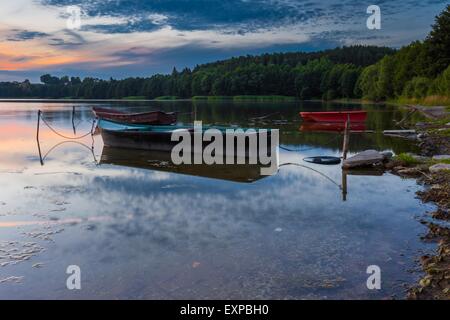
[0,101,436,299]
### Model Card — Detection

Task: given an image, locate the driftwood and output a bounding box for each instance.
[395,108,417,126]
[383,129,417,140]
[383,130,416,134]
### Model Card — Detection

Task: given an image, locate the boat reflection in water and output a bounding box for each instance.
[100,147,271,183]
[300,122,367,133]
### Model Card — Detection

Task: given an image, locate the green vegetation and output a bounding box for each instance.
[394,153,422,166]
[0,46,392,100]
[192,96,233,100]
[154,96,179,100]
[192,95,295,101]
[394,152,450,166]
[357,5,450,104]
[122,96,147,100]
[433,158,450,165]
[0,5,448,104]
[233,95,296,101]
[394,96,450,107]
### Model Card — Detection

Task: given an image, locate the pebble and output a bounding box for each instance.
[429,163,450,173]
[432,155,450,161]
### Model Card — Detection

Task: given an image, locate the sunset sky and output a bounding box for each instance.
[0,0,448,82]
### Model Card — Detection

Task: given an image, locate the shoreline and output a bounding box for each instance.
[0,97,448,108]
[382,106,450,299]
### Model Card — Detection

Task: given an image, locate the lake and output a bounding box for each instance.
[0,100,434,299]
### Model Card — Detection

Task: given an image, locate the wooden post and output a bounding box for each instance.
[36,110,44,166]
[342,170,347,201]
[342,114,350,160]
[72,105,76,135]
[36,110,41,141]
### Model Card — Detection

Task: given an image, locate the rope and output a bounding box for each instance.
[279,162,342,190]
[39,112,95,140]
[40,140,98,164]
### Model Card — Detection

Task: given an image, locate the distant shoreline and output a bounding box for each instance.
[0,98,447,108]
[0,95,298,103]
[0,98,189,103]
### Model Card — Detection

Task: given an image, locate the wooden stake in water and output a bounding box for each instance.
[342,114,350,160]
[36,110,44,165]
[36,110,41,141]
[342,170,347,201]
[72,105,76,135]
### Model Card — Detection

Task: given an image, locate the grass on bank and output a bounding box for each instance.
[394,153,450,166]
[394,153,422,166]
[234,95,296,101]
[154,96,179,100]
[122,96,147,100]
[394,95,450,107]
[192,95,297,101]
[192,96,233,100]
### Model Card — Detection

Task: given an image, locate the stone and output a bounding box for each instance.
[429,163,450,173]
[432,155,450,161]
[342,150,384,169]
[381,151,393,160]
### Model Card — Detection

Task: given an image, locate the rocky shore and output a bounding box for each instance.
[391,110,450,300]
[342,105,450,299]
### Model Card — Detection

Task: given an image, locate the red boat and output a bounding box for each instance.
[92,107,177,125]
[300,122,366,133]
[300,110,367,123]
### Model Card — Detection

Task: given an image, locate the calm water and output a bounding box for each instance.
[0,100,433,299]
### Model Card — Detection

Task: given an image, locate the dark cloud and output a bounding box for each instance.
[7,30,49,41]
[40,0,323,32]
[49,29,86,47]
[82,19,162,34]
[6,0,449,82]
[37,0,449,40]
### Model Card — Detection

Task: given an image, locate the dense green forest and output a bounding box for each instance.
[357,5,450,104]
[0,46,392,99]
[0,5,448,103]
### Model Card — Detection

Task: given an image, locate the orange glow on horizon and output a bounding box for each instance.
[0,41,103,71]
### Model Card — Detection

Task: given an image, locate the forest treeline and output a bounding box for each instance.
[0,46,392,99]
[0,5,448,103]
[357,4,450,102]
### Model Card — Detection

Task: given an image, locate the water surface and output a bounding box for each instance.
[0,100,432,299]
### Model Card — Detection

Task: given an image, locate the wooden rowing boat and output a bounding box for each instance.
[92,107,177,125]
[97,119,277,157]
[299,110,367,123]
